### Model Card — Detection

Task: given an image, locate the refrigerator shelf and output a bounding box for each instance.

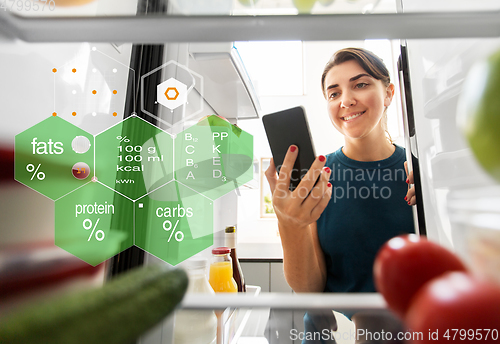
[0,10,499,43]
[181,292,386,312]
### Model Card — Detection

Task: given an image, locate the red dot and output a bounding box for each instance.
[52,112,57,116]
[112,112,117,117]
[72,68,77,73]
[72,112,77,116]
[52,68,57,73]
[113,90,117,94]
[72,162,90,180]
[92,90,97,95]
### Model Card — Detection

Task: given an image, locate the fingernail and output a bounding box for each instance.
[406,178,409,184]
[404,196,407,201]
[290,146,297,152]
[319,155,326,162]
[327,182,332,188]
[324,167,331,173]
[408,201,411,205]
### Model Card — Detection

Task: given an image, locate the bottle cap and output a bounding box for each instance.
[225,226,236,233]
[212,247,231,255]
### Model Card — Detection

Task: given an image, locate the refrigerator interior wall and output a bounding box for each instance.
[405,37,500,253]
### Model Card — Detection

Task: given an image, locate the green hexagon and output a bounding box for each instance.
[175,115,253,200]
[55,182,134,266]
[135,181,213,266]
[15,116,94,200]
[95,115,174,200]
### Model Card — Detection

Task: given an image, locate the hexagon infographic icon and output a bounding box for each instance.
[51,46,136,134]
[135,181,213,266]
[55,182,134,266]
[175,115,254,200]
[157,78,187,110]
[95,115,174,200]
[15,116,94,200]
[141,60,204,127]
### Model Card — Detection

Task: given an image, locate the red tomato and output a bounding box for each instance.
[406,272,500,344]
[373,234,467,319]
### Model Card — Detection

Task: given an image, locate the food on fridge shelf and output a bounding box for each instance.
[0,265,188,344]
[406,271,500,344]
[209,247,238,293]
[0,245,103,300]
[174,258,217,344]
[373,234,467,319]
[292,0,317,13]
[0,148,14,182]
[458,49,500,182]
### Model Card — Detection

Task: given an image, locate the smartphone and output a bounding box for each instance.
[262,106,317,191]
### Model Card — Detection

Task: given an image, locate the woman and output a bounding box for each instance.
[265,48,416,342]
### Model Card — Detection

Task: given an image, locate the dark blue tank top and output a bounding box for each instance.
[316,145,415,293]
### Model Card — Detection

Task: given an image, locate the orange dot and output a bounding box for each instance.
[113,90,117,95]
[52,68,57,73]
[92,90,97,95]
[113,112,118,117]
[72,68,77,73]
[72,112,77,116]
[52,112,57,116]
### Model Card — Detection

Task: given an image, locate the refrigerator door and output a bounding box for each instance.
[402,35,500,252]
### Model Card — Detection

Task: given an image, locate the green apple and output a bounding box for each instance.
[459,49,500,182]
[293,0,317,13]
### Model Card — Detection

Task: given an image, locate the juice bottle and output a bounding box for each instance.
[209,247,238,293]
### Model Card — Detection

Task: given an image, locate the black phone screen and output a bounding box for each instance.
[262,106,317,191]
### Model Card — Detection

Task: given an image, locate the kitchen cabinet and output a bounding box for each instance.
[240,262,295,343]
[240,262,270,293]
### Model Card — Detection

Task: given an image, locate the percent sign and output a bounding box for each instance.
[26,164,45,180]
[117,135,130,143]
[163,220,184,242]
[83,218,105,242]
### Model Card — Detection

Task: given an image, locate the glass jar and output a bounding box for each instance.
[209,247,238,293]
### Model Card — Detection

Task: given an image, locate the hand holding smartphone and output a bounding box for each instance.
[262,106,317,191]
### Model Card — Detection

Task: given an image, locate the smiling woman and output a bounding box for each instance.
[322,49,394,155]
[264,47,417,343]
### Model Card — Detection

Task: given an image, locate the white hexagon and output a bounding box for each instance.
[157,77,188,110]
[141,60,204,128]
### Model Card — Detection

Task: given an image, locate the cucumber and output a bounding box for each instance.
[0,265,188,344]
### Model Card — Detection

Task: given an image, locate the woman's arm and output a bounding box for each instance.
[281,221,327,292]
[265,145,331,293]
